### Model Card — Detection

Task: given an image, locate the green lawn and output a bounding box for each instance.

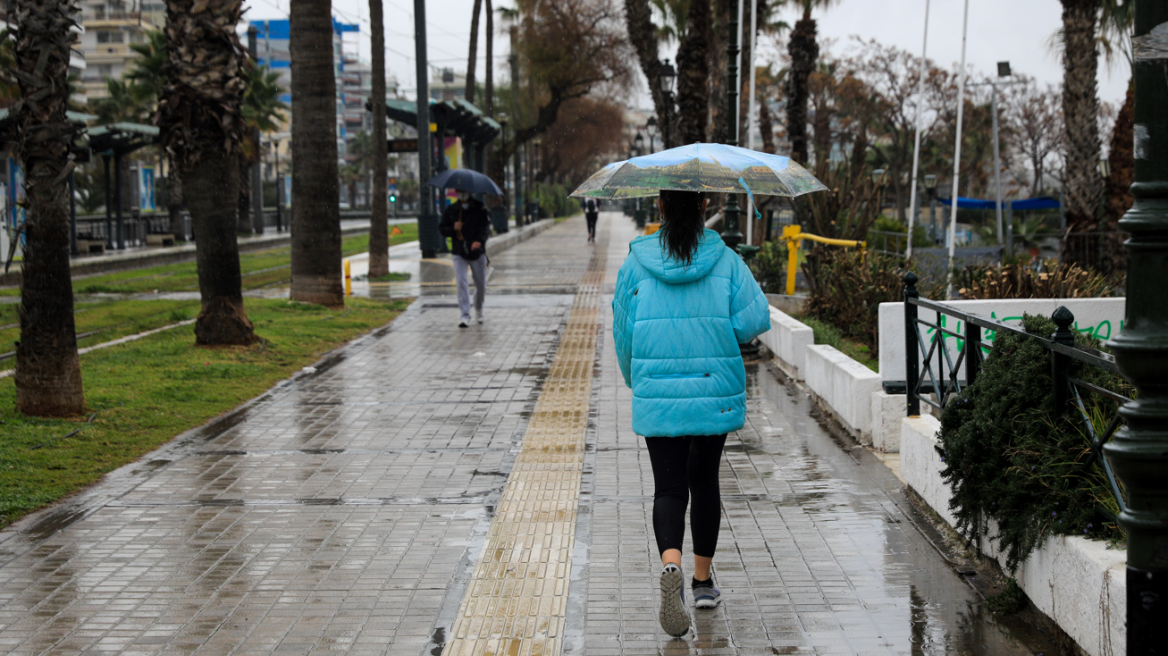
[0,296,411,529]
[0,224,420,297]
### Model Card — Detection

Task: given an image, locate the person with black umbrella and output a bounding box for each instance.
[431,170,499,327]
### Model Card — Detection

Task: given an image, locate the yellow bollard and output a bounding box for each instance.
[344,258,352,296]
[782,225,802,296]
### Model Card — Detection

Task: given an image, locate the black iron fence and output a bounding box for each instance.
[902,271,1129,521]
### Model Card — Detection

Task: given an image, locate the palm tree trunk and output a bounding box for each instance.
[159,0,257,345]
[369,0,388,279]
[786,10,818,164]
[676,0,711,145]
[485,0,494,115]
[290,0,343,308]
[12,0,85,416]
[465,0,483,103]
[1058,0,1103,267]
[183,149,257,345]
[624,0,664,133]
[758,95,776,154]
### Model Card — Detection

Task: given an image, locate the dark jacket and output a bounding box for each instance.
[439,198,491,260]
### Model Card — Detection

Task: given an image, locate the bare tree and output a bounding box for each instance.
[1002,77,1063,196]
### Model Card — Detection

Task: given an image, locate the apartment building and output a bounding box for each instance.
[78,1,157,102]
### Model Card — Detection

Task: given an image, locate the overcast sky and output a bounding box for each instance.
[243,0,1131,108]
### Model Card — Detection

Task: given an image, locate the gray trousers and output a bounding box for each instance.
[453,254,487,322]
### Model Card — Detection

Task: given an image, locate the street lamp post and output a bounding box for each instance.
[872,168,889,249]
[720,8,742,249]
[633,133,646,228]
[646,116,658,154]
[658,59,676,148]
[1105,3,1168,651]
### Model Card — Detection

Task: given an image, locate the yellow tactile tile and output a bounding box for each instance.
[443,235,606,656]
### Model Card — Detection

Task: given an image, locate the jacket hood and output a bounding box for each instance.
[630,228,728,284]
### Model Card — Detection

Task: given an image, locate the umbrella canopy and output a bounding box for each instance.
[570,143,826,200]
[425,168,503,196]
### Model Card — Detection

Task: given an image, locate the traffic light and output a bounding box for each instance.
[389,194,396,203]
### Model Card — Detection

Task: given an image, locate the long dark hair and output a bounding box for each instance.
[657,190,706,266]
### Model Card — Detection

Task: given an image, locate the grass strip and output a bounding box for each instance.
[793,313,879,372]
[0,300,202,372]
[0,225,419,297]
[0,296,410,528]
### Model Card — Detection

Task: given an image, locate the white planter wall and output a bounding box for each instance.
[758,306,814,381]
[878,298,1126,382]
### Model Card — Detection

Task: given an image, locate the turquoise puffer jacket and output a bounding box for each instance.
[612,229,771,437]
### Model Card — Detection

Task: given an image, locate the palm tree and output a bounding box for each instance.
[1,28,22,108]
[1058,0,1104,266]
[675,0,710,145]
[289,0,343,308]
[239,63,288,232]
[466,0,483,103]
[368,0,390,278]
[125,30,186,239]
[9,0,85,415]
[158,0,258,345]
[785,0,840,163]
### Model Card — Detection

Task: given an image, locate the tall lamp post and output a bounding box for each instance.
[658,59,676,148]
[720,8,742,249]
[646,116,658,154]
[1106,4,1168,651]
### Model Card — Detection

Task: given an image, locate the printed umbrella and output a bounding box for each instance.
[425,168,503,195]
[569,143,826,200]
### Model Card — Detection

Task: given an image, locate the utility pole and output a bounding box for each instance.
[1105,2,1168,652]
[414,0,436,258]
[970,65,1021,244]
[248,25,263,235]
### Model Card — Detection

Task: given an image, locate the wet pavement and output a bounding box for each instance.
[0,214,1045,655]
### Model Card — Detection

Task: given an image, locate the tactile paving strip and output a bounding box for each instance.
[442,230,608,656]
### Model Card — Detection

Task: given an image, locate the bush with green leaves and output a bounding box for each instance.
[748,240,790,294]
[936,314,1128,572]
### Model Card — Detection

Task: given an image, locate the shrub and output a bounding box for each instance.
[955,260,1121,300]
[802,248,944,355]
[748,240,789,294]
[936,314,1128,572]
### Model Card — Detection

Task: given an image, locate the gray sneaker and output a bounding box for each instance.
[659,564,690,637]
[693,578,721,609]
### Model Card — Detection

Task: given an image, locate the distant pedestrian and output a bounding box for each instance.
[439,189,491,327]
[611,189,770,637]
[583,198,600,242]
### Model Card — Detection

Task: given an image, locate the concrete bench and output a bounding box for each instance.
[75,240,105,254]
[146,234,175,247]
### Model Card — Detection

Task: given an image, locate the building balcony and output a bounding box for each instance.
[86,44,133,61]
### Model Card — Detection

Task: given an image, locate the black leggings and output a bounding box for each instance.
[644,434,727,558]
[586,213,598,237]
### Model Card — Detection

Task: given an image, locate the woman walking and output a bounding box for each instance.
[612,189,771,637]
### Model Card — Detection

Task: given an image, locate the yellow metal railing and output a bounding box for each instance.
[780,225,865,295]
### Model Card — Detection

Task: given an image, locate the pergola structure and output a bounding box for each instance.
[87,122,161,251]
[382,98,501,174]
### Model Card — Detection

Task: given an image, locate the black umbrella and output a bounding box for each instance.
[424,168,503,195]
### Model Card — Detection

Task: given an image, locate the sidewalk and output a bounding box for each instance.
[0,214,1043,655]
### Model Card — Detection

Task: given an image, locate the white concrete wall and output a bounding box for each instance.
[805,345,882,437]
[758,307,814,381]
[899,416,1126,656]
[879,297,1126,382]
